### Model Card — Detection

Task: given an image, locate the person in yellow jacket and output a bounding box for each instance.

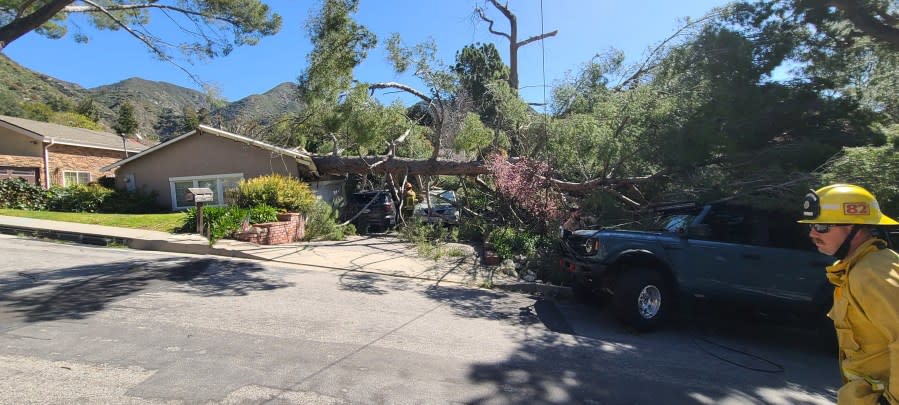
[799,184,899,405]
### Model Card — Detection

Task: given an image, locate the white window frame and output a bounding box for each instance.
[169,173,243,210]
[63,170,92,187]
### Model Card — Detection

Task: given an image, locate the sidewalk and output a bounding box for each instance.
[0,215,566,295]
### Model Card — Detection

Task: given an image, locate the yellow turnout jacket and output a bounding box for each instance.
[826,237,899,405]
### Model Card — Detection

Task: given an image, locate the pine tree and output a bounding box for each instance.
[113,102,138,136]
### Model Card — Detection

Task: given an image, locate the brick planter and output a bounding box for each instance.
[235,212,305,245]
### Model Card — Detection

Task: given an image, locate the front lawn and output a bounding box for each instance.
[0,209,186,233]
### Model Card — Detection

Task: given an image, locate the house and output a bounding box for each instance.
[0,115,148,188]
[101,125,319,211]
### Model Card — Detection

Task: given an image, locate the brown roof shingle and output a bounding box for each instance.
[1,115,151,152]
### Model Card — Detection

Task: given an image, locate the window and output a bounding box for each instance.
[169,173,243,210]
[63,171,91,186]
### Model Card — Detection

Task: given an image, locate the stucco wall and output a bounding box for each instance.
[0,130,41,157]
[117,131,305,209]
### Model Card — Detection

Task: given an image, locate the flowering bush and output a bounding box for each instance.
[484,153,563,221]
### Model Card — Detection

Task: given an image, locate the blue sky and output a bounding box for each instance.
[5,0,731,108]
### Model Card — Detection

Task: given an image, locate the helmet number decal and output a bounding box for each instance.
[843,202,870,215]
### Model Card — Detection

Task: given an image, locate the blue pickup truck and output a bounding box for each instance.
[560,203,837,331]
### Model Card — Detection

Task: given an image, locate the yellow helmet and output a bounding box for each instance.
[798,184,898,225]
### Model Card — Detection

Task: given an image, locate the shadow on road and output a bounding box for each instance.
[0,257,292,323]
[415,286,836,405]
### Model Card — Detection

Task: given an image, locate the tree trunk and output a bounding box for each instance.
[312,156,489,177]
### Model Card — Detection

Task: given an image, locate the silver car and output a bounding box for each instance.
[412,190,460,225]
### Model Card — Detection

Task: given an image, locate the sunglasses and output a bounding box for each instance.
[808,224,845,234]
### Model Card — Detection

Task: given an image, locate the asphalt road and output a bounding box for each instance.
[0,235,839,404]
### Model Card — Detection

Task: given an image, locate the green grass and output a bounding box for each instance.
[0,209,186,233]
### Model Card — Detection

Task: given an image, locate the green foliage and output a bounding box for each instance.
[487,227,538,260]
[818,144,899,217]
[236,174,315,213]
[181,204,279,244]
[47,184,114,213]
[298,0,376,105]
[50,111,105,130]
[75,98,101,122]
[303,199,353,240]
[113,102,138,135]
[23,102,53,121]
[46,95,72,112]
[3,0,281,61]
[154,107,188,140]
[453,112,494,157]
[0,178,48,210]
[101,188,163,213]
[453,42,509,123]
[0,91,23,116]
[398,219,460,260]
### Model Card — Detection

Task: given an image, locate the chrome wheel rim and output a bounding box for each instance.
[637,285,662,319]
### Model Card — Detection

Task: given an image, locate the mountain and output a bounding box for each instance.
[214,82,304,125]
[0,54,305,141]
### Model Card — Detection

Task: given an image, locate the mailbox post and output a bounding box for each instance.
[185,187,214,234]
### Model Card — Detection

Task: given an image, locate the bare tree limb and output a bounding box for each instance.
[63,3,245,26]
[369,82,431,103]
[517,30,558,47]
[475,6,510,41]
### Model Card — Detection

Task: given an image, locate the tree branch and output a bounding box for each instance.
[78,0,203,86]
[613,11,720,91]
[63,3,243,27]
[475,6,510,41]
[516,29,558,47]
[368,82,431,103]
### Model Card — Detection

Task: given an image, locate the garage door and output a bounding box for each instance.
[0,167,39,186]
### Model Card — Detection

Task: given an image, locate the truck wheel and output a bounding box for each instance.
[612,267,671,332]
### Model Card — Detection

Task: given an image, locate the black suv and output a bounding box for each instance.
[344,190,396,233]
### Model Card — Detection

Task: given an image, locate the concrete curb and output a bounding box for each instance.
[494,281,572,298]
[0,224,131,247]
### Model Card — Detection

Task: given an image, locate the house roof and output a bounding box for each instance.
[0,115,149,153]
[100,125,318,175]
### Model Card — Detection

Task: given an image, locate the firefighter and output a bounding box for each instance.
[403,182,416,212]
[799,184,899,405]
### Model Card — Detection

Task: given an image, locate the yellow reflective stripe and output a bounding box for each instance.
[843,368,886,392]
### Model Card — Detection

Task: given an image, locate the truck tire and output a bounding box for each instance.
[612,267,671,332]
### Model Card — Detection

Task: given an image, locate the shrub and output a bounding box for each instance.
[100,188,163,213]
[487,226,538,260]
[181,204,278,244]
[47,184,113,212]
[237,174,315,213]
[0,178,48,210]
[303,199,353,240]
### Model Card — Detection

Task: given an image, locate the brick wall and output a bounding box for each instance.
[235,212,306,245]
[47,144,126,186]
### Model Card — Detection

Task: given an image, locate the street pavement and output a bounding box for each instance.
[0,235,839,404]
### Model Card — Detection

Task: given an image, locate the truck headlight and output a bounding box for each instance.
[583,238,600,255]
